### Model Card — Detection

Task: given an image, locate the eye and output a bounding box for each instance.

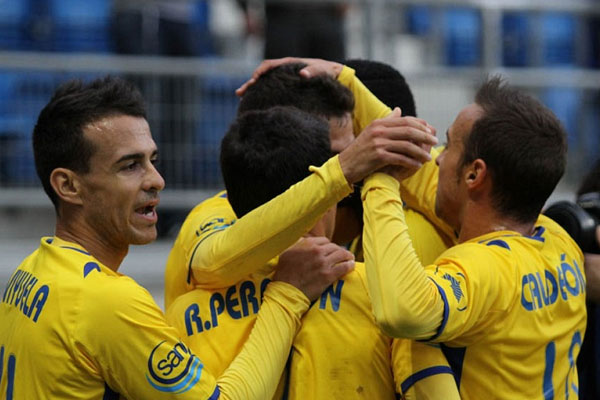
[122,161,140,171]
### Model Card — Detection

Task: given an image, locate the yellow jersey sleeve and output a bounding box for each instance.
[77,274,219,399]
[166,155,352,302]
[362,172,445,340]
[337,65,391,135]
[216,282,310,399]
[392,340,459,400]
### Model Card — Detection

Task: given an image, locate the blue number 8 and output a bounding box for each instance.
[543,331,582,400]
[0,346,16,400]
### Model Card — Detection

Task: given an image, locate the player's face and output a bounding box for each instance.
[435,103,482,231]
[78,115,165,247]
[309,206,337,240]
[329,112,354,154]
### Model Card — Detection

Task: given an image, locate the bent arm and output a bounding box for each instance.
[337,66,391,135]
[362,173,445,339]
[190,156,352,289]
[217,282,309,399]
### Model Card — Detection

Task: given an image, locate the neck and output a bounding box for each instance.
[457,201,535,243]
[54,217,127,271]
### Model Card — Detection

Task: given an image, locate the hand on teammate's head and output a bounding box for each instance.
[273,236,354,301]
[338,107,437,184]
[236,57,344,96]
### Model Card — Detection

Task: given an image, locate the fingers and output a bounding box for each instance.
[329,259,355,280]
[236,57,301,96]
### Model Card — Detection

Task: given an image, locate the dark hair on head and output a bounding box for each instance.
[461,76,567,223]
[221,106,331,217]
[577,159,600,195]
[344,59,417,117]
[33,76,146,210]
[238,63,354,119]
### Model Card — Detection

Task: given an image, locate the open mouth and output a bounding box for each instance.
[135,204,157,219]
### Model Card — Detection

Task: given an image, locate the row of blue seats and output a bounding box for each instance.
[0,0,210,53]
[407,7,600,67]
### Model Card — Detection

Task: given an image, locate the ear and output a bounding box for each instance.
[465,159,487,190]
[49,168,84,206]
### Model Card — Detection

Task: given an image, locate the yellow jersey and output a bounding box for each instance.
[0,237,217,399]
[288,262,458,400]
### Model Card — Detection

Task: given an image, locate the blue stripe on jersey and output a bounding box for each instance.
[46,238,53,244]
[83,262,101,278]
[400,366,454,394]
[60,246,90,256]
[102,383,119,400]
[427,278,449,341]
[440,344,466,388]
[486,240,511,250]
[208,386,221,399]
[529,226,546,242]
[219,192,228,198]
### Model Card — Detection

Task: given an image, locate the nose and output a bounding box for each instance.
[145,161,165,192]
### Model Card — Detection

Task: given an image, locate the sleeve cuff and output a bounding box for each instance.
[337,65,356,86]
[309,155,353,198]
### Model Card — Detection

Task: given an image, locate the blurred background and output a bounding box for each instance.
[0,0,599,307]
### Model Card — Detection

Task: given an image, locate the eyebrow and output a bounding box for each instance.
[115,149,159,164]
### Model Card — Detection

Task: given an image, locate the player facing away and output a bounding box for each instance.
[361,77,586,399]
[0,77,351,399]
[163,62,357,309]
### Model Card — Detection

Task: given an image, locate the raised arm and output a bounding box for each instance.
[186,110,436,290]
[362,172,445,339]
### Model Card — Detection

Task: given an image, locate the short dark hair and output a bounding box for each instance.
[462,76,567,223]
[221,106,331,217]
[237,63,354,119]
[344,59,417,117]
[33,76,146,210]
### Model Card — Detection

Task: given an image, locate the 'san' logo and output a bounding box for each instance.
[146,341,203,394]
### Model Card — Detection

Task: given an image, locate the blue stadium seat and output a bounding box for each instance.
[49,0,111,52]
[0,0,30,50]
[540,13,577,67]
[443,7,482,66]
[502,12,530,67]
[193,76,245,186]
[0,72,55,185]
[405,6,432,36]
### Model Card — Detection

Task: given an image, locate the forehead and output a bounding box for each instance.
[449,103,484,143]
[83,115,155,161]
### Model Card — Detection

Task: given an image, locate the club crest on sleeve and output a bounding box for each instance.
[442,272,467,311]
[146,341,203,394]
